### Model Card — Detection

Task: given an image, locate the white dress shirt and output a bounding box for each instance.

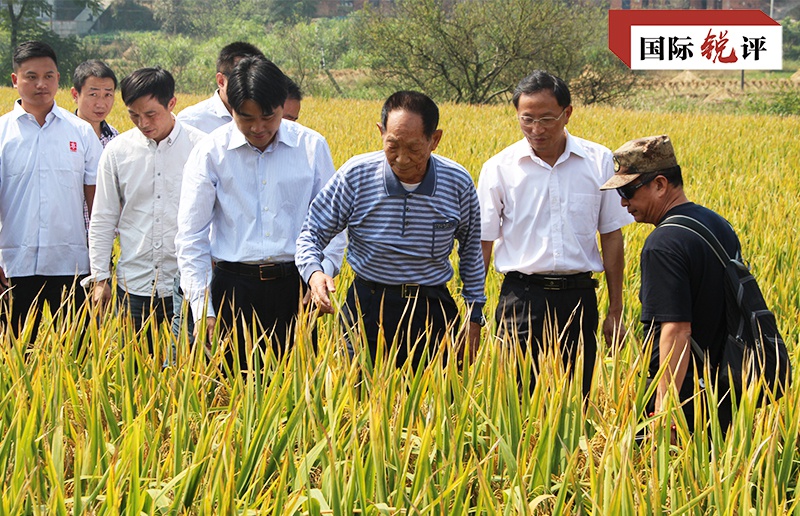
[85,120,206,297]
[478,129,633,275]
[0,100,101,277]
[176,120,346,321]
[176,91,231,134]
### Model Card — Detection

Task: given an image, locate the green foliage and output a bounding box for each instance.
[103,0,159,32]
[782,18,800,61]
[0,27,86,88]
[745,89,800,116]
[106,32,198,88]
[570,48,640,106]
[352,0,610,104]
[0,0,102,63]
[85,17,361,96]
[260,18,356,96]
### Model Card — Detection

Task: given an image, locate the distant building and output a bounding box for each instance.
[609,0,768,11]
[0,0,114,37]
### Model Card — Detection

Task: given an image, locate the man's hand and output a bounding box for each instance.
[193,316,216,356]
[602,311,627,347]
[308,271,336,314]
[92,280,112,308]
[0,267,8,290]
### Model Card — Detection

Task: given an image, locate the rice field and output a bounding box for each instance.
[1,87,799,514]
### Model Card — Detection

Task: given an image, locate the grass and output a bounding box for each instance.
[0,87,799,513]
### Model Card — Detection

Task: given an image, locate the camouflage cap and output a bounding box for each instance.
[600,135,678,190]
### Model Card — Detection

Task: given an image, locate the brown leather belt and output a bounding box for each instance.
[215,261,297,281]
[507,271,598,290]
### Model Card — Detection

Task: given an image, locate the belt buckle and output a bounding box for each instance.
[401,283,421,298]
[542,276,567,290]
[258,264,277,281]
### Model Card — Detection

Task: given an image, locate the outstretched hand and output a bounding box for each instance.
[308,271,336,314]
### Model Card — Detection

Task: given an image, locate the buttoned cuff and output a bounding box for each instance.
[188,289,215,324]
[80,272,111,288]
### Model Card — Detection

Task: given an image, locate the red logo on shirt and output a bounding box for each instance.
[69,141,77,152]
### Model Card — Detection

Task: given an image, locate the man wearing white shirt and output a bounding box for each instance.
[477,70,633,395]
[173,41,265,340]
[0,41,102,337]
[85,67,205,335]
[176,41,265,134]
[176,57,344,367]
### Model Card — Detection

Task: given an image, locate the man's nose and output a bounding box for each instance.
[531,122,547,134]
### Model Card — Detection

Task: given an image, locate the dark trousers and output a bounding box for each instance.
[116,287,174,331]
[4,275,87,341]
[495,273,598,396]
[342,277,460,370]
[210,263,304,370]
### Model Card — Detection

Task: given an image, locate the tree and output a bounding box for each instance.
[2,0,101,59]
[353,0,611,104]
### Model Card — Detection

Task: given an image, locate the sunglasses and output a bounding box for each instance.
[616,175,655,200]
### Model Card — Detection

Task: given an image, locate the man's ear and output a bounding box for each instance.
[429,129,443,152]
[376,122,385,136]
[71,87,79,101]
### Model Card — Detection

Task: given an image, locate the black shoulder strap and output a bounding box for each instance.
[657,215,734,363]
[658,214,731,267]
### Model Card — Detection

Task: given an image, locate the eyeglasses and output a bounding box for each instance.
[616,175,655,200]
[518,108,567,128]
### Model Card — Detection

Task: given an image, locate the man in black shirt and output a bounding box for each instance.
[600,134,740,434]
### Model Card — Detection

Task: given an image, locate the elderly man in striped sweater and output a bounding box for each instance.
[296,90,486,370]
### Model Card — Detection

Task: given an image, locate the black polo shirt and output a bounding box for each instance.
[640,202,741,376]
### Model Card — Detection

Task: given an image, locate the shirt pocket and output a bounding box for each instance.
[431,219,457,259]
[567,193,600,237]
[53,165,83,191]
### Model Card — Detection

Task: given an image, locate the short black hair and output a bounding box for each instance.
[217,42,265,76]
[381,91,439,138]
[13,41,58,71]
[120,67,175,108]
[512,70,571,109]
[285,77,303,101]
[639,165,684,188]
[227,56,287,115]
[73,60,118,92]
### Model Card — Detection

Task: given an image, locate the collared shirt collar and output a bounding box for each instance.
[14,98,62,121]
[211,90,232,120]
[228,119,293,152]
[138,114,181,146]
[516,128,588,167]
[383,155,437,197]
[72,109,116,140]
[99,120,116,140]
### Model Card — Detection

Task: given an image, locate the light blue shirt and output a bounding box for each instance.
[0,100,101,277]
[176,91,232,134]
[296,151,486,307]
[176,120,345,321]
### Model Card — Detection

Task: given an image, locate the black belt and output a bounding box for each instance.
[355,276,448,299]
[507,271,598,290]
[215,261,298,281]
